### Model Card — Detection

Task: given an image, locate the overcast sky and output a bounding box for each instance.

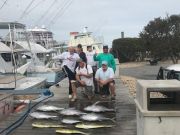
[0,0,180,46]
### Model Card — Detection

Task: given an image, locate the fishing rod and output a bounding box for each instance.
[22,0,46,19]
[0,0,8,10]
[48,0,73,27]
[18,0,36,20]
[34,0,57,25]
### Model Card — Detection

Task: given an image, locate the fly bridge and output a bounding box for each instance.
[135,80,180,135]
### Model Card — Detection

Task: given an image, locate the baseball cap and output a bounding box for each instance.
[103,45,108,49]
[77,58,84,63]
[102,61,108,65]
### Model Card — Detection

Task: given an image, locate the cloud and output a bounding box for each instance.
[0,0,180,45]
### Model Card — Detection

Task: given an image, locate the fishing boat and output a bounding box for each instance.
[0,22,46,90]
[27,26,55,49]
[0,22,65,87]
[68,27,103,53]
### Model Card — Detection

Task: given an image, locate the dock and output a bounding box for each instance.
[0,65,136,135]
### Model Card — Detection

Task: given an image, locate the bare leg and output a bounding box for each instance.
[109,82,115,96]
[71,82,77,99]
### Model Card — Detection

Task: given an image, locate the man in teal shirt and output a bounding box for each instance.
[94,45,116,72]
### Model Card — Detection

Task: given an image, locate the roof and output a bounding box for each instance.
[166,64,180,72]
[0,42,11,52]
[14,41,48,53]
[0,22,25,29]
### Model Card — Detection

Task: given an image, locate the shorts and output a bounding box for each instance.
[72,81,94,96]
[99,80,115,95]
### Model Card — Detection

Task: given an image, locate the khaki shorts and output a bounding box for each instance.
[71,81,94,96]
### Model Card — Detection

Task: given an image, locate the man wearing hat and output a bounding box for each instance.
[94,45,116,72]
[71,58,94,102]
[95,61,115,100]
[86,45,98,94]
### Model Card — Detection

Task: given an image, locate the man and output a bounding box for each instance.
[71,58,94,102]
[86,45,98,94]
[53,47,80,99]
[94,45,116,72]
[95,61,115,100]
[76,44,87,63]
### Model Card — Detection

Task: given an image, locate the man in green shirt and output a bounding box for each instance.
[94,45,116,72]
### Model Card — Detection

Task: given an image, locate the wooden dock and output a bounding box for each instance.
[0,66,136,135]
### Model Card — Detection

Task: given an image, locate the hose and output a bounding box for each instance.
[0,90,54,135]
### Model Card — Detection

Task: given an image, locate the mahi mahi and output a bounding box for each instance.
[80,113,115,122]
[36,105,64,112]
[29,112,58,119]
[60,108,86,116]
[32,122,66,128]
[56,128,89,135]
[75,123,115,129]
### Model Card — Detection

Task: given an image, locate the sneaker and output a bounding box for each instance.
[101,95,107,99]
[94,91,99,94]
[111,96,115,100]
[55,84,60,87]
[69,95,72,99]
[87,95,93,100]
[71,97,77,102]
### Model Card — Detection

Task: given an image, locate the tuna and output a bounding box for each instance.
[61,118,81,124]
[84,104,114,112]
[60,108,86,116]
[29,112,58,119]
[80,113,115,122]
[36,105,64,112]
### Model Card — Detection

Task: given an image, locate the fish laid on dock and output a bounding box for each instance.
[80,113,115,122]
[75,123,115,129]
[32,122,66,128]
[29,112,58,119]
[84,103,114,112]
[36,105,64,112]
[56,128,89,135]
[61,118,81,124]
[60,108,86,116]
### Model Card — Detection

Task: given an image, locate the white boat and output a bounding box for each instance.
[9,23,64,87]
[68,27,103,53]
[0,22,46,90]
[27,26,55,49]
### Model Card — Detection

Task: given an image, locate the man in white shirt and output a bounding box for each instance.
[53,47,80,98]
[71,58,94,102]
[86,46,98,94]
[95,61,115,100]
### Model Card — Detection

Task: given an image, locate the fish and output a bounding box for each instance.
[36,105,64,112]
[32,122,66,128]
[84,104,114,113]
[29,112,58,119]
[80,113,115,122]
[56,128,89,135]
[75,123,115,129]
[61,118,81,124]
[60,108,86,116]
